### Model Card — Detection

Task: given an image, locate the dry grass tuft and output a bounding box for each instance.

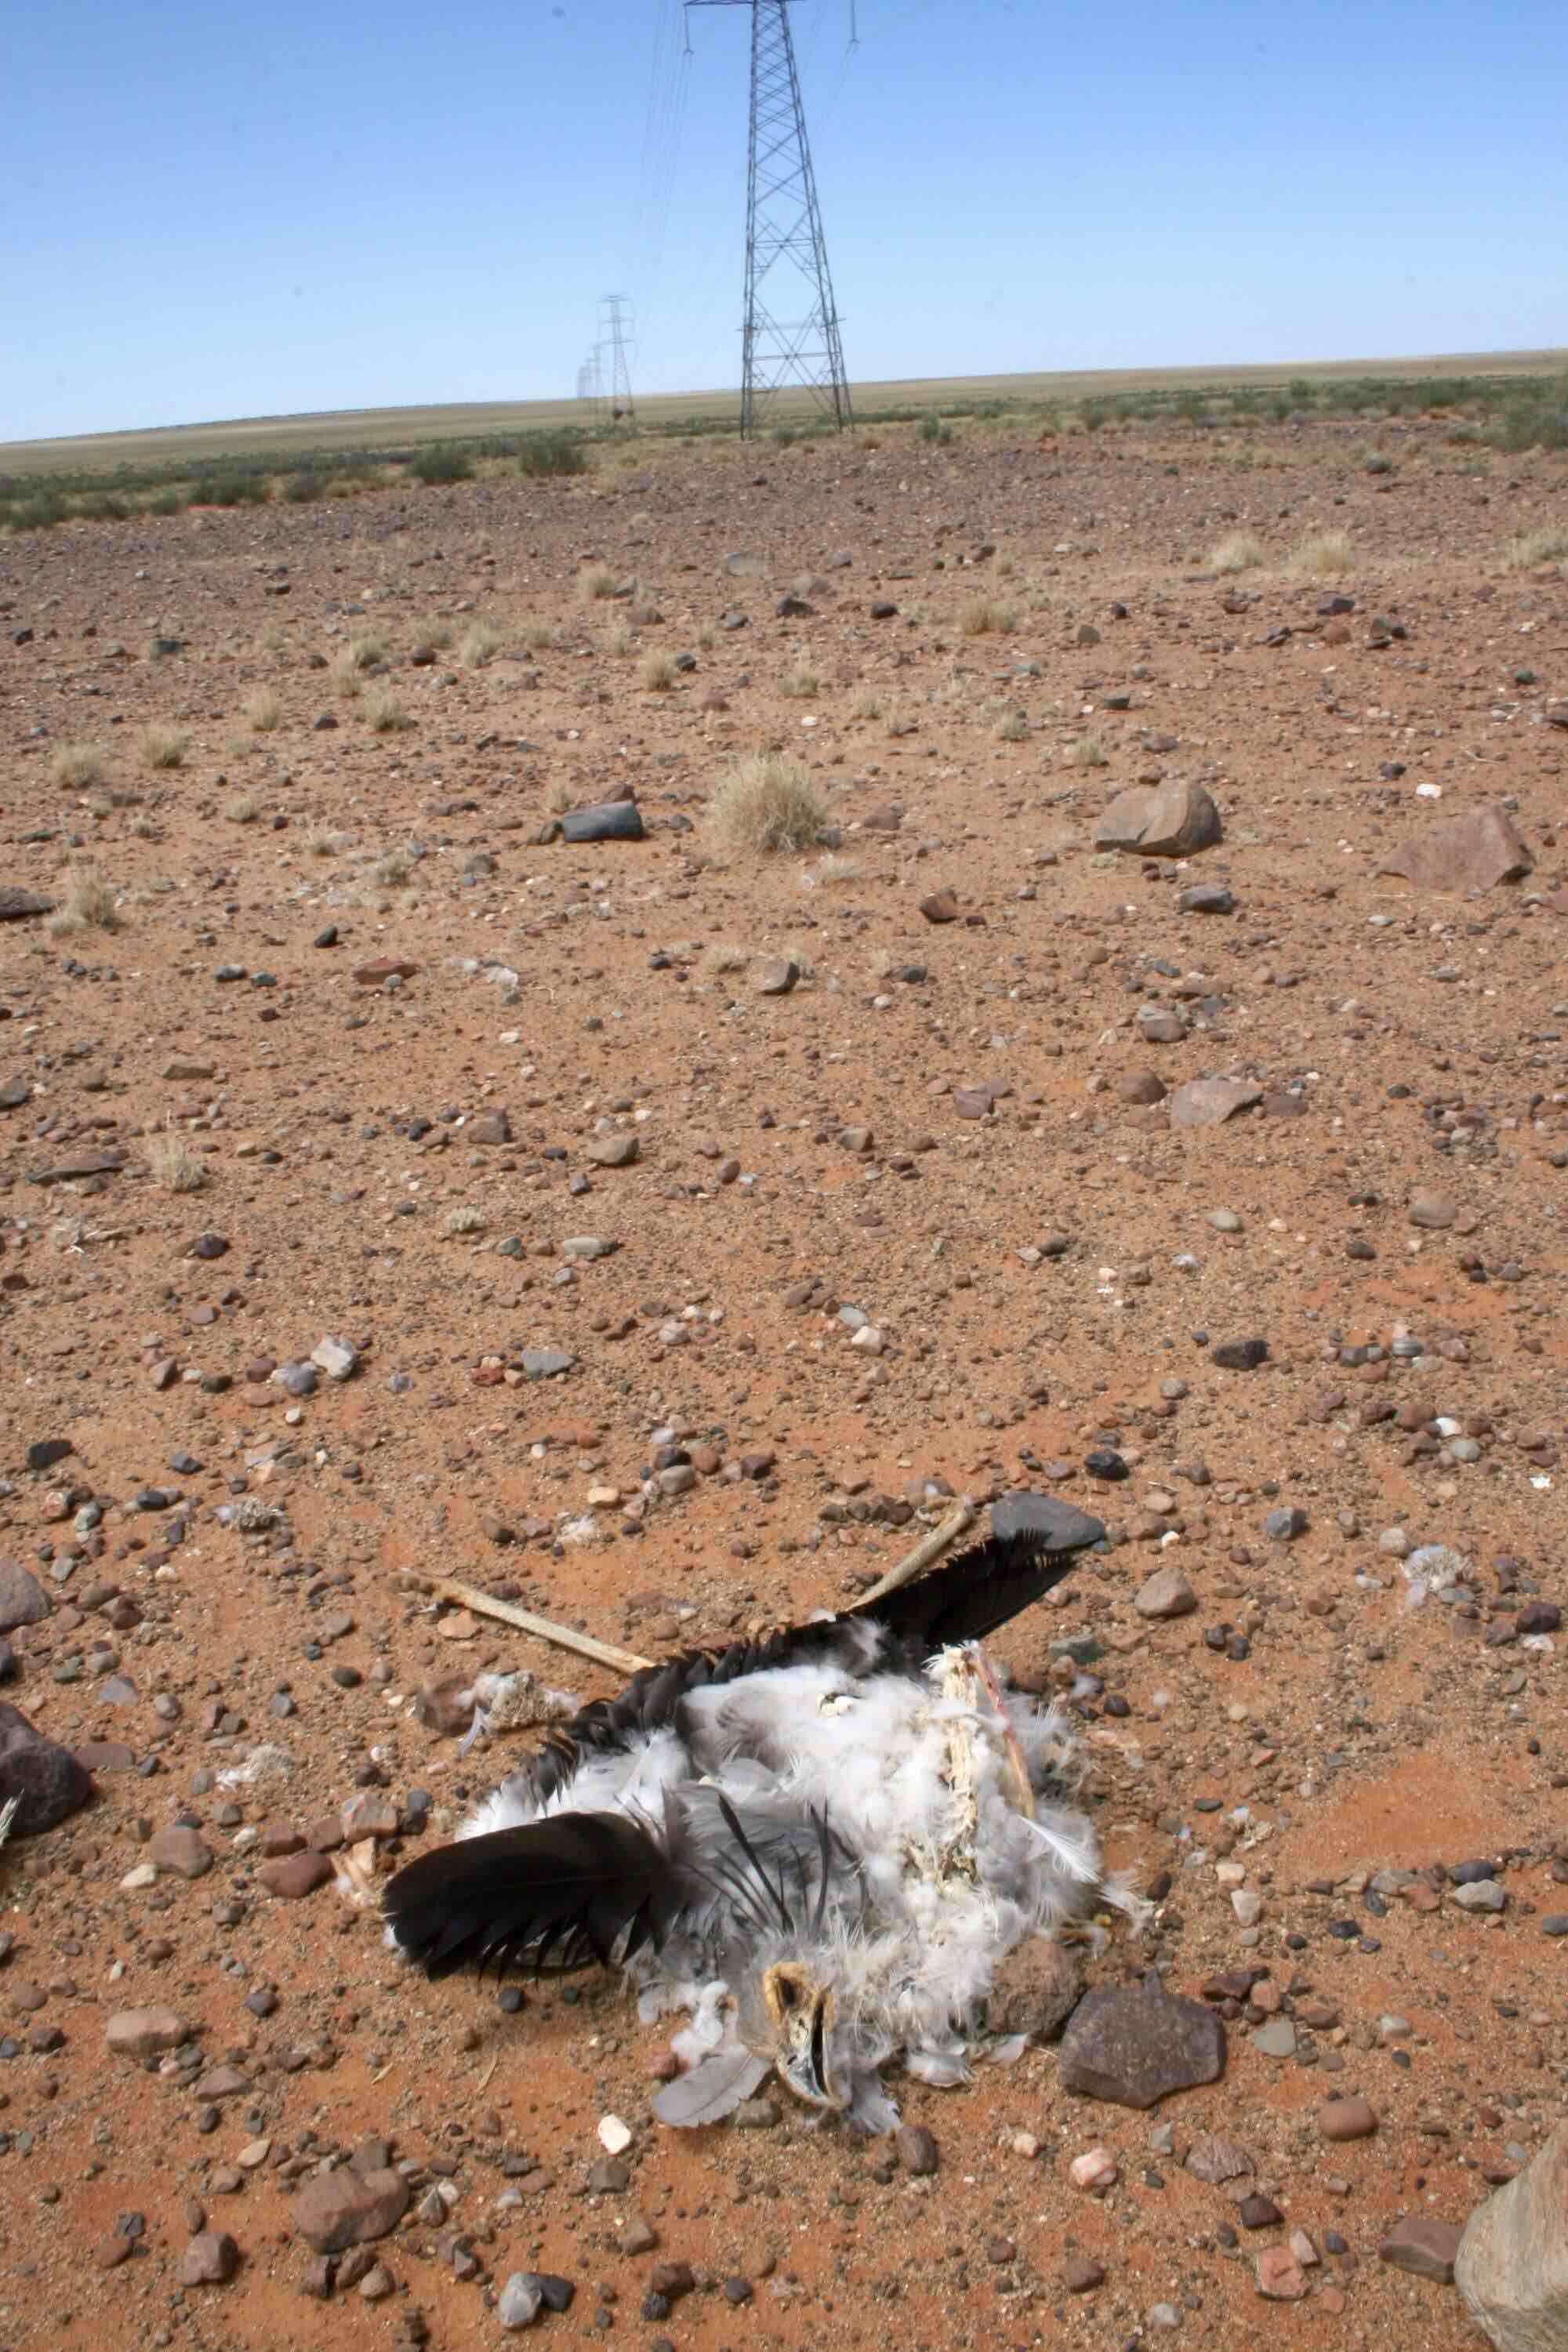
[639,649,677,692]
[246,688,282,731]
[541,777,576,817]
[49,741,108,789]
[996,710,1029,742]
[1504,524,1568,571]
[1292,528,1355,577]
[444,1205,486,1236]
[366,689,412,733]
[1065,733,1109,768]
[704,751,827,857]
[370,847,414,887]
[459,620,503,667]
[577,567,617,603]
[138,723,189,771]
[347,629,390,670]
[146,1123,208,1193]
[800,853,861,889]
[1210,531,1265,574]
[223,793,260,824]
[45,868,122,936]
[699,942,750,978]
[303,828,347,858]
[959,598,1017,637]
[522,619,555,652]
[851,691,884,721]
[779,665,819,699]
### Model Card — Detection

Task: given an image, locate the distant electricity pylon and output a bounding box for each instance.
[575,349,605,419]
[689,0,852,438]
[599,295,637,425]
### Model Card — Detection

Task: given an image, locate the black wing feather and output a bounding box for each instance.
[384,1812,681,1980]
[858,1526,1101,1658]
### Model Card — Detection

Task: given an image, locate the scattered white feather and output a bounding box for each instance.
[216,1744,293,1789]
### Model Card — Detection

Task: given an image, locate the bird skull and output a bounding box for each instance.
[761,1961,844,2109]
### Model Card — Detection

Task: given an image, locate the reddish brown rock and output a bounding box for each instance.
[919,889,960,923]
[586,1130,639,1167]
[1380,2216,1462,2284]
[260,1851,334,1899]
[148,1824,213,1879]
[1094,779,1223,857]
[106,2007,191,2059]
[179,2230,240,2285]
[1256,2246,1308,2299]
[1381,805,1532,894]
[1168,1076,1262,1129]
[1319,2096,1377,2141]
[291,2165,411,2254]
[353,956,419,985]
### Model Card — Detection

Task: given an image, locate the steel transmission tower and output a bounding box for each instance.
[600,295,637,424]
[691,0,852,437]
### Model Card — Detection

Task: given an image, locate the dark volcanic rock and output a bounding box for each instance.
[0,1562,51,1635]
[561,800,644,844]
[27,1151,126,1185]
[0,1701,95,1835]
[991,1492,1106,1552]
[1058,1977,1227,2109]
[0,888,53,922]
[1212,1337,1269,1371]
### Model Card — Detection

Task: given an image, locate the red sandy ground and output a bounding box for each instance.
[0,408,1564,2352]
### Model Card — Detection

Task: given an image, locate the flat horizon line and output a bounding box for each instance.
[4,344,1563,467]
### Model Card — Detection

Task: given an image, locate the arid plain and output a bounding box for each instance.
[1,396,1566,2352]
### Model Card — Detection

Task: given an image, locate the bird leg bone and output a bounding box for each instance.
[854,1498,976,1608]
[399,1571,652,1677]
[933,1651,984,1885]
[971,1646,1036,1820]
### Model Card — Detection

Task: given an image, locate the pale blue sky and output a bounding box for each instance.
[6,0,1565,444]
